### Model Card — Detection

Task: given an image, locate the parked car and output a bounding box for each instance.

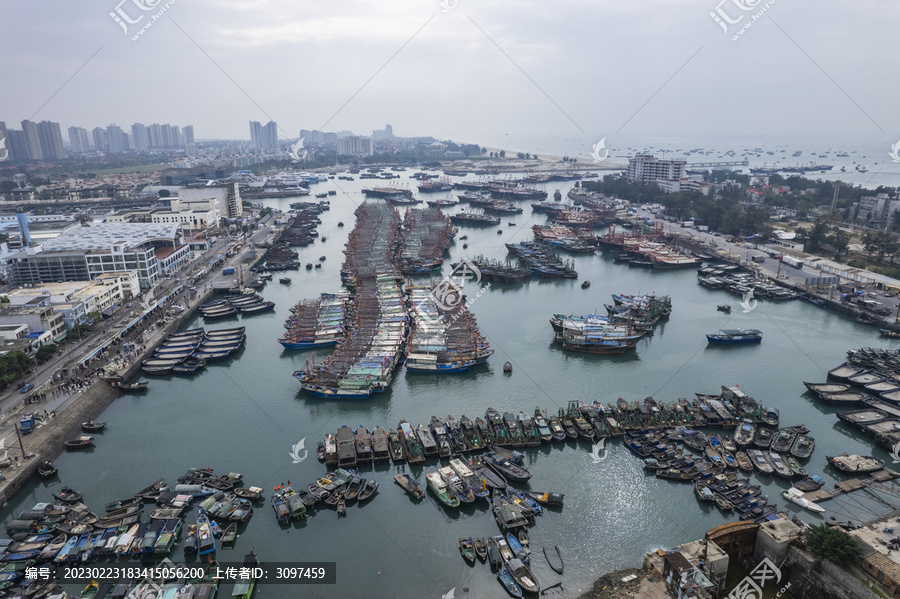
[20,384,34,394]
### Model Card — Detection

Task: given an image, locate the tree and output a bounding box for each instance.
[87,310,103,324]
[498,151,505,158]
[862,231,879,259]
[806,525,862,566]
[35,344,57,363]
[891,211,900,233]
[828,230,849,259]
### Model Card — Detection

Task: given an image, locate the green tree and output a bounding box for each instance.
[498,151,505,158]
[806,525,862,566]
[0,181,16,192]
[828,230,850,259]
[804,219,831,253]
[87,310,103,324]
[158,189,171,197]
[862,231,879,259]
[35,344,57,363]
[891,211,900,233]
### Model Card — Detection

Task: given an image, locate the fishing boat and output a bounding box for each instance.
[706,329,762,344]
[473,537,488,562]
[528,491,564,507]
[440,466,475,504]
[394,473,425,500]
[753,427,774,449]
[487,536,502,569]
[497,566,523,597]
[272,493,289,524]
[459,538,476,564]
[734,451,754,473]
[426,471,460,508]
[766,451,794,478]
[795,475,825,492]
[791,434,815,459]
[784,454,808,477]
[749,450,774,474]
[828,363,864,382]
[234,486,263,501]
[804,382,850,394]
[506,532,529,563]
[506,558,540,595]
[482,452,532,482]
[222,522,237,545]
[52,487,82,503]
[450,458,488,498]
[770,428,797,453]
[64,436,94,450]
[358,479,379,502]
[231,552,259,599]
[474,461,508,491]
[196,512,216,555]
[827,453,886,474]
[37,461,58,478]
[782,487,825,513]
[81,421,107,433]
[717,305,731,312]
[547,414,566,441]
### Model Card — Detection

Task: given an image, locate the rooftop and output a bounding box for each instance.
[41,223,180,252]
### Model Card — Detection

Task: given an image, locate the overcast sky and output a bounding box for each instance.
[2,0,898,149]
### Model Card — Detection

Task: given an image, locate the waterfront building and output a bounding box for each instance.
[9,223,190,289]
[626,154,686,183]
[5,274,131,329]
[0,304,66,342]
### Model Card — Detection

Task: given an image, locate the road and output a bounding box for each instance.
[0,226,276,428]
[630,207,900,323]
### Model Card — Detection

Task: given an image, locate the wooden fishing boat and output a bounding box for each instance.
[37,461,58,478]
[487,536,501,569]
[387,429,406,462]
[149,507,183,520]
[232,552,259,599]
[358,479,379,502]
[81,421,107,433]
[344,476,364,502]
[794,475,825,492]
[272,494,289,524]
[547,414,567,441]
[459,537,476,564]
[804,381,850,394]
[394,473,425,499]
[784,454,807,477]
[474,537,488,562]
[234,486,263,501]
[734,451,753,473]
[64,435,94,450]
[222,522,237,545]
[827,453,886,474]
[474,462,508,491]
[336,495,346,517]
[770,428,797,453]
[506,557,540,594]
[482,452,532,482]
[749,450,774,474]
[497,566,523,597]
[766,452,794,478]
[752,427,774,449]
[790,434,815,459]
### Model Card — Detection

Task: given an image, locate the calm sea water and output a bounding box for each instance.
[8,173,900,599]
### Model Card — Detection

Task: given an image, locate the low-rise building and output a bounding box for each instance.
[4,276,128,328]
[0,305,66,342]
[0,324,29,341]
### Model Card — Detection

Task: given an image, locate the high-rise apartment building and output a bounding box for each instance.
[21,120,43,160]
[92,127,109,153]
[131,123,150,152]
[36,121,66,160]
[67,126,91,154]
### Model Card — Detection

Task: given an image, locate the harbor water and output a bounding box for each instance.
[8,174,900,598]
